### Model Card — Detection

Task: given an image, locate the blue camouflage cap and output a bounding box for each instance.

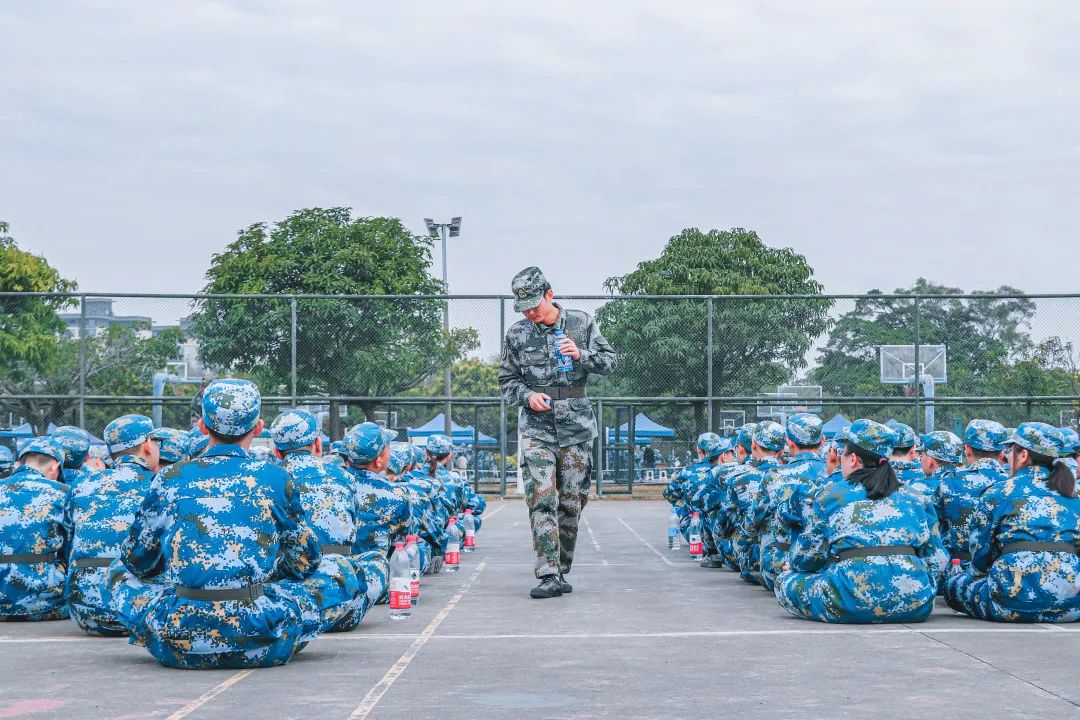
[0,445,14,469]
[329,440,347,457]
[696,432,723,459]
[1057,426,1079,456]
[753,421,787,452]
[922,431,964,464]
[427,434,454,458]
[737,423,758,452]
[847,419,898,458]
[342,422,397,465]
[86,445,112,467]
[1009,422,1067,459]
[104,415,154,455]
[270,409,320,452]
[187,427,210,458]
[202,379,262,436]
[387,442,413,475]
[152,427,189,464]
[18,436,65,465]
[786,413,823,446]
[831,428,852,451]
[885,420,917,450]
[51,425,91,468]
[965,419,1008,452]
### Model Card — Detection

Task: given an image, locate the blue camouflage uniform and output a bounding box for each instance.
[269,410,373,635]
[405,445,448,559]
[945,423,1080,622]
[342,423,413,561]
[51,425,93,490]
[684,434,731,563]
[909,431,962,498]
[0,446,14,478]
[711,424,758,571]
[775,420,944,624]
[886,422,924,489]
[1057,427,1078,478]
[0,438,73,621]
[388,443,433,573]
[935,420,1008,565]
[736,422,787,585]
[67,415,157,635]
[114,379,323,669]
[756,414,828,591]
[187,426,210,459]
[154,427,190,466]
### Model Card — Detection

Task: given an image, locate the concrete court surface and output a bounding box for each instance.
[1,500,1079,720]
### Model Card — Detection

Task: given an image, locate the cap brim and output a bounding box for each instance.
[514,294,543,313]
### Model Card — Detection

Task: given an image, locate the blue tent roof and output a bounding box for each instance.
[0,423,35,439]
[822,414,852,438]
[615,413,675,439]
[605,428,654,445]
[408,414,497,446]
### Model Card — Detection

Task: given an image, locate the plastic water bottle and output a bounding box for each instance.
[462,509,477,552]
[668,509,682,551]
[688,512,704,560]
[552,328,574,373]
[405,534,421,606]
[388,541,412,620]
[949,558,963,576]
[445,517,461,573]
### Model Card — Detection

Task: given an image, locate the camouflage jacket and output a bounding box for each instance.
[934,457,1007,557]
[0,465,73,619]
[284,451,364,552]
[344,467,413,555]
[70,455,155,563]
[498,303,617,447]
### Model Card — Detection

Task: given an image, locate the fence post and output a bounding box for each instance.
[472,403,480,493]
[290,296,298,405]
[913,296,921,434]
[628,405,636,494]
[595,399,604,497]
[78,295,87,428]
[707,296,714,432]
[498,298,508,497]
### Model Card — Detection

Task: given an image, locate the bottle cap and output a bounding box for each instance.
[395,541,405,550]
[951,558,961,565]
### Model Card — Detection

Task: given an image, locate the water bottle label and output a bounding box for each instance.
[389,578,411,609]
[410,579,420,598]
[689,541,704,555]
[464,534,476,547]
[445,551,460,565]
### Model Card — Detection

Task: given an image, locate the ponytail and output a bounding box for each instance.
[1030,451,1076,498]
[845,442,901,500]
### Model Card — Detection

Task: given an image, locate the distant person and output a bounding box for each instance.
[498,266,618,599]
[0,445,14,479]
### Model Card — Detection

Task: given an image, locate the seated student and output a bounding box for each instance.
[270,410,370,635]
[913,431,964,498]
[50,426,93,490]
[935,420,1008,566]
[886,422,924,487]
[0,438,72,621]
[114,379,322,669]
[775,419,943,624]
[426,435,484,529]
[0,446,13,480]
[735,422,787,586]
[1058,426,1079,478]
[944,423,1080,623]
[341,423,413,561]
[385,443,434,574]
[715,424,759,573]
[680,433,727,568]
[405,444,448,571]
[67,415,160,636]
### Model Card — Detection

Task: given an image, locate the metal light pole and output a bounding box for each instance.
[424,217,462,437]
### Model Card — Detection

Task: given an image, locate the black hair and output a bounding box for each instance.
[207,428,249,445]
[967,448,1001,462]
[891,444,914,455]
[1027,449,1076,498]
[844,441,901,500]
[793,441,823,451]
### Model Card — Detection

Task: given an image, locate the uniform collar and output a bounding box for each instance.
[756,456,781,470]
[790,451,821,463]
[204,443,250,459]
[116,454,152,471]
[968,457,1003,473]
[532,302,564,334]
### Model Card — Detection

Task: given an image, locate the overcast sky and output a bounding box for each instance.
[3,1,1079,300]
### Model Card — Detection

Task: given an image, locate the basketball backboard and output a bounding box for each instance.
[777,385,824,413]
[756,392,796,419]
[717,410,746,433]
[879,345,947,385]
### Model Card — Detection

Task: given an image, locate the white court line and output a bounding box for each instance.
[582,517,609,566]
[617,517,675,566]
[164,669,254,720]
[347,560,488,720]
[1038,623,1072,632]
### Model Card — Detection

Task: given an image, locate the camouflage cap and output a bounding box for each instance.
[1057,426,1079,456]
[0,445,14,469]
[342,422,397,465]
[86,445,112,467]
[511,266,551,312]
[922,431,964,465]
[152,427,189,464]
[696,432,723,458]
[104,415,154,455]
[885,420,917,450]
[753,421,787,452]
[187,426,210,458]
[737,423,758,452]
[410,443,427,466]
[51,425,91,468]
[831,428,852,450]
[965,419,1008,453]
[270,409,320,452]
[1009,422,1067,459]
[18,436,65,466]
[202,379,262,436]
[329,440,347,458]
[786,413,824,446]
[847,419,898,458]
[426,433,454,457]
[387,442,413,475]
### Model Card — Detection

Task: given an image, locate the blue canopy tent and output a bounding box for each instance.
[44,422,106,446]
[822,414,852,438]
[407,413,497,447]
[606,413,675,445]
[0,423,34,439]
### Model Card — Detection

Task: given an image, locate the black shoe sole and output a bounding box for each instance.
[530,588,564,599]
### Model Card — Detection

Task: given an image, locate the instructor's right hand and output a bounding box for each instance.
[528,392,553,412]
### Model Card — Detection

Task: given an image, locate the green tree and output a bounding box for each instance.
[597,227,829,432]
[189,208,478,438]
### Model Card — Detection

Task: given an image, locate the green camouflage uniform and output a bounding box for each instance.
[498,267,618,579]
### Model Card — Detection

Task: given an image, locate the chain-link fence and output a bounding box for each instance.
[4,291,1080,495]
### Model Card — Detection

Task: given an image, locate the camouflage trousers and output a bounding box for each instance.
[522,438,592,579]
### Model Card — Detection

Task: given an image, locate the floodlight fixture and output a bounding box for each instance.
[448,217,462,237]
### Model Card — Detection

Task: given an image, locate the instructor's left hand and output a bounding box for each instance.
[559,338,581,360]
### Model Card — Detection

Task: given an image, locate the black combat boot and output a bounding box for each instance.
[530,575,564,599]
[559,573,573,594]
[700,554,725,569]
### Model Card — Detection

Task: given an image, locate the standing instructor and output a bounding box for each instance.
[499,267,618,598]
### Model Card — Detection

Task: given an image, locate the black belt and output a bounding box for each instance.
[74,557,114,569]
[830,545,918,564]
[1000,541,1079,556]
[320,544,352,555]
[531,386,586,400]
[175,584,265,602]
[951,550,972,562]
[0,552,57,564]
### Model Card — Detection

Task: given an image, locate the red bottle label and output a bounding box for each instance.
[390,590,411,609]
[410,579,420,598]
[464,535,476,547]
[689,541,704,555]
[445,551,460,565]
